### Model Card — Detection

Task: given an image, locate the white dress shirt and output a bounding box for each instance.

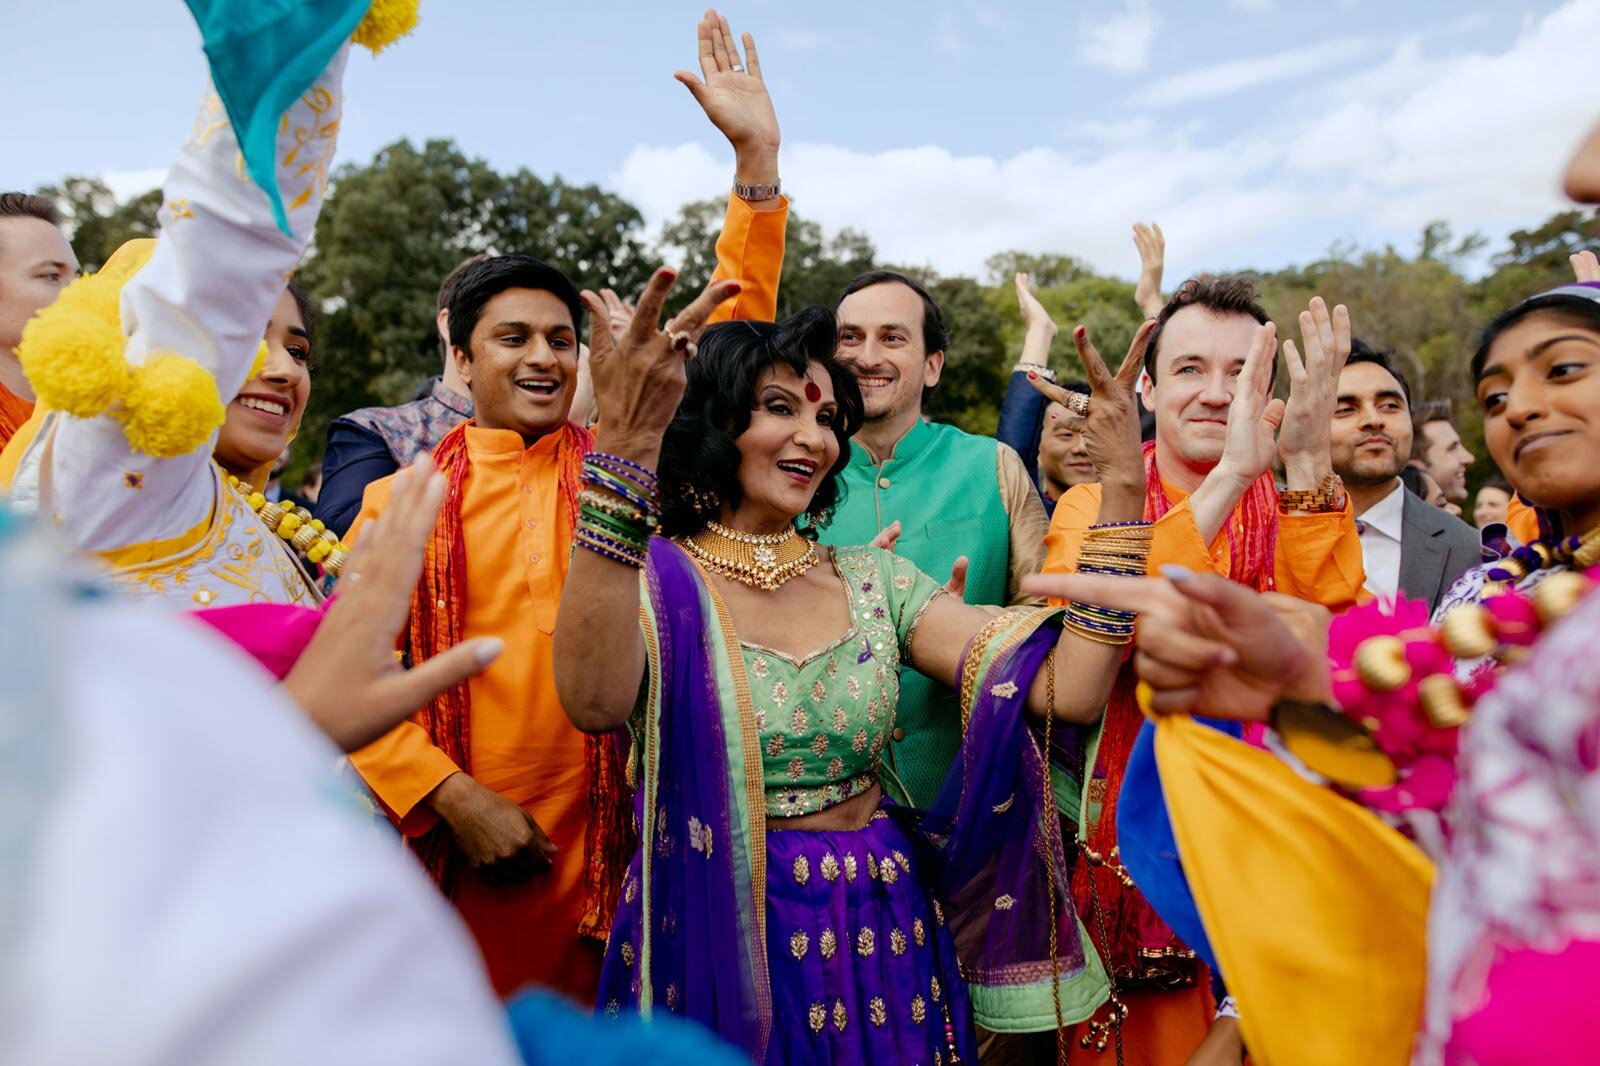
[1357,482,1406,602]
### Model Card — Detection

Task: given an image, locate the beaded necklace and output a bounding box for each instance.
[679,520,818,591]
[1481,520,1600,596]
[227,474,350,577]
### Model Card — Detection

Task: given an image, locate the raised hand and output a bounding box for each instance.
[674,9,779,186]
[1132,222,1166,319]
[1014,272,1059,343]
[1020,565,1331,719]
[1027,319,1156,494]
[869,520,902,553]
[283,453,504,752]
[1278,297,1351,490]
[1573,249,1600,283]
[581,268,740,465]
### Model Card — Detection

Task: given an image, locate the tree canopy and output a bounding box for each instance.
[37,139,1599,494]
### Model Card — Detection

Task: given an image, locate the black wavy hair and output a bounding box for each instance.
[284,280,320,372]
[659,306,864,539]
[1472,288,1600,380]
[447,254,585,358]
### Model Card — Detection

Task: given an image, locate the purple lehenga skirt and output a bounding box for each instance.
[600,800,976,1066]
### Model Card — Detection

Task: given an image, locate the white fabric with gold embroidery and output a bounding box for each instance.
[19,47,348,605]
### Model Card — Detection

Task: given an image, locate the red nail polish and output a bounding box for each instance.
[1027,371,1037,380]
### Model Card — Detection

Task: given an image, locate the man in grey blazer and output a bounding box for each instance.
[1331,342,1481,613]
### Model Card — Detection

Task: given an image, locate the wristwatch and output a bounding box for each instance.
[732,178,782,202]
[1278,473,1346,514]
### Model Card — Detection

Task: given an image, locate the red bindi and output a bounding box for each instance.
[805,381,822,403]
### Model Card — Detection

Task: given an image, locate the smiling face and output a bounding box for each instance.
[1417,419,1473,503]
[835,281,943,428]
[1473,485,1511,529]
[726,362,842,531]
[1038,401,1096,494]
[1141,306,1260,473]
[455,288,577,443]
[1331,360,1413,488]
[214,288,311,480]
[1476,309,1600,532]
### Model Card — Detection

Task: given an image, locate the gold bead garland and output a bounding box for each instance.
[228,475,350,577]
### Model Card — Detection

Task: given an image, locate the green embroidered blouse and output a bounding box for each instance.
[741,546,944,817]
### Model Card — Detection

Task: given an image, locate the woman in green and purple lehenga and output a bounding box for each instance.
[555,275,1155,1064]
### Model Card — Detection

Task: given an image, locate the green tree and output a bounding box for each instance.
[37,176,161,271]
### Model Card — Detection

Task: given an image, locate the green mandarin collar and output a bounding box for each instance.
[852,417,933,468]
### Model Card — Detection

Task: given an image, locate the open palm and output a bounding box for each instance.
[674,10,779,153]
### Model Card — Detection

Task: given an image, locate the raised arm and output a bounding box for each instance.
[995,272,1058,481]
[676,10,786,323]
[1133,222,1166,320]
[910,321,1157,723]
[36,49,349,552]
[555,271,740,732]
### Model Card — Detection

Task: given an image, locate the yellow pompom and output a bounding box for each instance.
[16,293,130,419]
[116,353,226,458]
[352,0,419,53]
[306,539,333,564]
[278,513,304,536]
[248,341,270,382]
[310,519,326,532]
[247,492,267,510]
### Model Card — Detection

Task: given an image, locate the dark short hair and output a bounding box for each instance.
[447,255,584,358]
[1477,476,1511,496]
[1143,273,1271,382]
[1344,337,1411,408]
[437,253,489,360]
[659,306,864,539]
[1061,379,1090,395]
[1409,399,1454,463]
[1472,289,1600,380]
[1399,464,1434,499]
[0,191,63,228]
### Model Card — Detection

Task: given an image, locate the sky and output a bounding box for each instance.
[5,0,1595,285]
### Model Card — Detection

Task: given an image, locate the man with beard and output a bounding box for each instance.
[1332,341,1478,610]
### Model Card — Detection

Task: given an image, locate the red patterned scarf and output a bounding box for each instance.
[1071,441,1279,985]
[407,419,634,941]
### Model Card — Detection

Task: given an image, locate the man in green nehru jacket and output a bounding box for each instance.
[822,270,1049,807]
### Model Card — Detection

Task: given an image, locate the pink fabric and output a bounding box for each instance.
[1444,938,1600,1065]
[189,600,330,679]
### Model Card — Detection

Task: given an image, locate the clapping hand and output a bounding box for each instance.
[1132,222,1166,319]
[1209,321,1285,489]
[1014,272,1059,343]
[1277,297,1351,489]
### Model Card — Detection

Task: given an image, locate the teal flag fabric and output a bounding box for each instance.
[183,0,370,233]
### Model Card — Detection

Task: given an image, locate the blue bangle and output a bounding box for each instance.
[581,468,656,514]
[586,453,660,491]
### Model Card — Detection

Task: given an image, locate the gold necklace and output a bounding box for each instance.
[679,520,818,591]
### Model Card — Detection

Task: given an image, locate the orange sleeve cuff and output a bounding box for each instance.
[707,193,787,324]
[1274,502,1366,611]
[349,720,460,837]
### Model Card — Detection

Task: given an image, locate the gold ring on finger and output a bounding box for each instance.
[669,330,693,352]
[1064,392,1090,417]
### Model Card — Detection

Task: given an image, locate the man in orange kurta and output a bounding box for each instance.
[0,193,78,450]
[349,193,785,1003]
[1043,280,1364,1064]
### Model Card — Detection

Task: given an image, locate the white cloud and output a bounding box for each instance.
[100,168,165,201]
[613,0,1594,285]
[1075,1,1160,74]
[774,28,831,51]
[1131,37,1371,109]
